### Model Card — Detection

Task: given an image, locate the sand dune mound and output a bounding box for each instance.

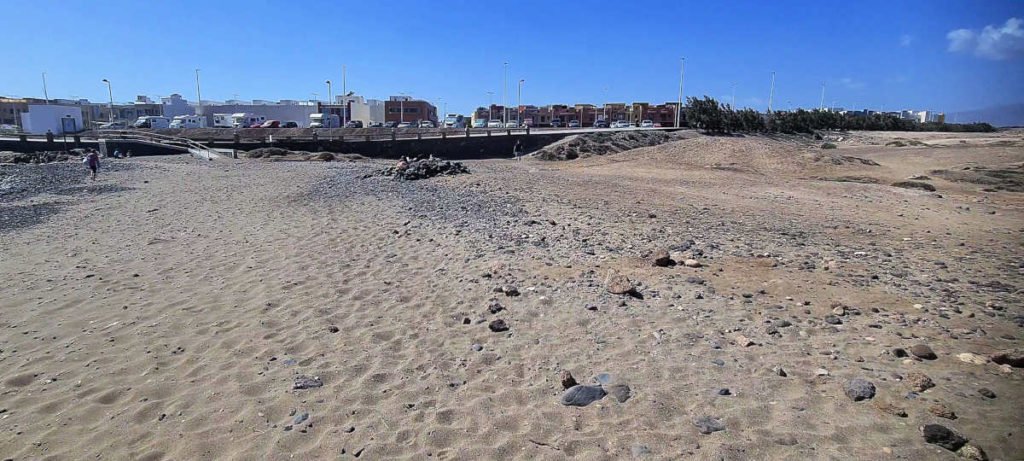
[532,131,673,160]
[594,136,880,175]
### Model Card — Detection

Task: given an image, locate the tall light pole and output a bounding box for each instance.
[325,80,333,105]
[102,79,114,123]
[195,68,203,116]
[341,65,347,126]
[675,57,685,127]
[487,91,494,121]
[502,62,509,124]
[42,72,49,104]
[399,92,407,123]
[767,71,776,113]
[819,82,825,111]
[517,79,524,126]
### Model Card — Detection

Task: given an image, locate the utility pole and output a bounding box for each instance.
[731,82,736,108]
[195,69,203,116]
[819,82,825,111]
[399,92,406,123]
[767,71,776,113]
[676,57,685,127]
[102,79,114,123]
[325,80,333,124]
[517,79,524,126]
[42,72,49,104]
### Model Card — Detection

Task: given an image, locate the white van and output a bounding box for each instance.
[231,113,266,128]
[169,115,208,129]
[133,116,171,129]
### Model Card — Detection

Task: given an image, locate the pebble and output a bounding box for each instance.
[293,375,323,390]
[693,416,725,434]
[683,259,701,268]
[711,359,725,367]
[773,319,792,328]
[651,250,674,267]
[560,385,606,407]
[905,372,935,392]
[957,443,989,461]
[488,319,509,332]
[928,403,957,420]
[293,412,309,425]
[606,274,634,295]
[892,348,909,358]
[717,388,731,396]
[873,401,907,417]
[921,424,967,451]
[824,315,842,325]
[977,388,996,399]
[559,370,577,390]
[957,353,989,365]
[843,378,876,401]
[774,435,798,446]
[327,325,340,333]
[471,344,483,352]
[772,366,787,377]
[910,344,937,360]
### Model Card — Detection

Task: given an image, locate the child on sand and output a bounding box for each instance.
[84,149,100,180]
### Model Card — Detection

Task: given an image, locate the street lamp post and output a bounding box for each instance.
[502,62,509,124]
[399,93,407,124]
[326,80,333,106]
[517,79,524,126]
[675,57,685,128]
[195,69,203,116]
[767,71,776,113]
[102,79,114,123]
[42,72,49,104]
[487,91,493,121]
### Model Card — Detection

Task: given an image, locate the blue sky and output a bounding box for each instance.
[2,0,1022,114]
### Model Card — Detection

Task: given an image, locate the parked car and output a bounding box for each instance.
[550,119,561,128]
[369,122,384,128]
[397,122,413,128]
[640,120,654,128]
[97,121,128,129]
[504,121,518,128]
[281,121,299,128]
[487,120,503,128]
[567,120,581,128]
[419,121,435,128]
[594,120,610,128]
[384,121,399,128]
[345,120,364,128]
[260,120,281,128]
[472,119,488,128]
[611,120,631,128]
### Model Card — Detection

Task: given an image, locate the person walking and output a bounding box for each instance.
[513,139,523,161]
[84,149,100,180]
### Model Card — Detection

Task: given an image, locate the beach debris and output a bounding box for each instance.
[293,375,323,390]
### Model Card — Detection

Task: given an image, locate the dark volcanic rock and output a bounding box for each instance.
[991,350,1024,368]
[977,388,996,399]
[922,424,967,451]
[844,378,876,401]
[560,385,606,406]
[378,157,470,180]
[488,319,509,332]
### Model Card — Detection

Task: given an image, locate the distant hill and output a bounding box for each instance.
[948,103,1024,127]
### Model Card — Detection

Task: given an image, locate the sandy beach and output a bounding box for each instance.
[1,130,1022,460]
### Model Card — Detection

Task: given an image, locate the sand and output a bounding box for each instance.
[1,130,1022,460]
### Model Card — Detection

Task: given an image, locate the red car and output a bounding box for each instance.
[259,120,281,128]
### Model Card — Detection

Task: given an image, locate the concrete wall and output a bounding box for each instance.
[20,105,84,134]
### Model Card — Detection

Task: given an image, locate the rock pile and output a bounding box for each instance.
[0,150,76,164]
[379,157,470,180]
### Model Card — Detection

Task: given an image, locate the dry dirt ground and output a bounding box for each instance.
[0,130,1021,460]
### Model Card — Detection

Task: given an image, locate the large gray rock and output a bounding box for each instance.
[560,385,606,407]
[844,378,876,401]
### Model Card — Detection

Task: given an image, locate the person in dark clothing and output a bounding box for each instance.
[84,149,100,180]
